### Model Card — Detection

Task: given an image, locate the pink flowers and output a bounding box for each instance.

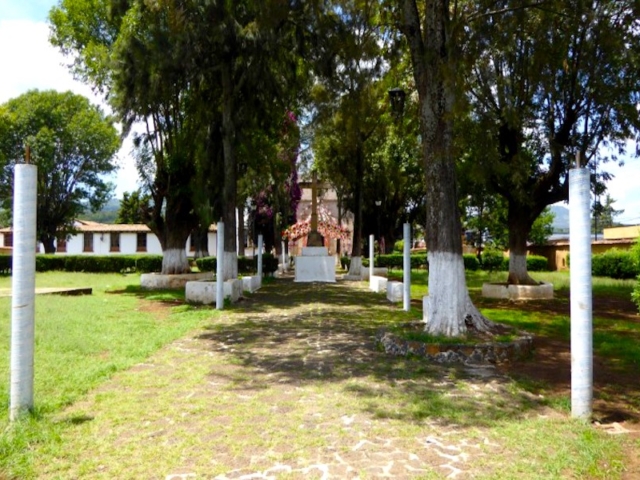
[282,206,350,241]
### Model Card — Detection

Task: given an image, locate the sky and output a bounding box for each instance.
[0,0,139,197]
[1,1,640,224]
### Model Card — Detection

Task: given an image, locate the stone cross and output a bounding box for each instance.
[310,171,318,231]
[307,171,324,247]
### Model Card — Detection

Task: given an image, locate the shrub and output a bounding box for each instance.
[195,256,216,272]
[527,255,550,272]
[632,281,640,313]
[393,240,404,253]
[0,255,11,275]
[340,256,350,270]
[411,254,428,269]
[463,254,480,271]
[480,249,505,272]
[260,253,279,275]
[591,249,638,279]
[377,254,403,270]
[134,255,163,273]
[35,255,67,272]
[238,256,254,274]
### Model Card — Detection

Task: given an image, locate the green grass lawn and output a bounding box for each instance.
[0,272,217,478]
[0,270,637,478]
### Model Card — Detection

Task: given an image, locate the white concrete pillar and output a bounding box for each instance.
[257,234,264,282]
[570,166,593,419]
[216,221,225,310]
[10,164,37,420]
[403,223,411,312]
[281,240,287,273]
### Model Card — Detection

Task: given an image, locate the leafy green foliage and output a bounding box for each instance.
[592,249,639,280]
[0,90,120,253]
[462,254,480,271]
[526,255,550,272]
[116,191,150,224]
[458,0,640,283]
[480,249,505,272]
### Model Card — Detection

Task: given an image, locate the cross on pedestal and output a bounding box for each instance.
[307,171,324,247]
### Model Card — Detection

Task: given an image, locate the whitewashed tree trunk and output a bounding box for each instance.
[10,163,37,420]
[161,248,189,274]
[223,251,238,280]
[424,252,494,336]
[401,0,496,336]
[508,250,538,285]
[348,256,362,277]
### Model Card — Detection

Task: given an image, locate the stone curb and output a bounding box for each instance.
[375,322,534,365]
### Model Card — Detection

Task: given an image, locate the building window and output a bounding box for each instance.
[136,233,147,252]
[83,233,93,252]
[4,233,13,247]
[57,237,67,253]
[110,232,120,252]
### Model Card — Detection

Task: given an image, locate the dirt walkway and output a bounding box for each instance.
[35,278,638,479]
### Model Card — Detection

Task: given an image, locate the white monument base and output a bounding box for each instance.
[185,279,244,305]
[370,275,388,293]
[387,281,403,302]
[294,247,336,283]
[242,275,261,293]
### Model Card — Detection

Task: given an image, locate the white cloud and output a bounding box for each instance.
[600,158,640,225]
[0,19,139,197]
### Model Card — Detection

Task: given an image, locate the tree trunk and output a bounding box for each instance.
[507,203,539,285]
[40,234,56,254]
[401,0,495,336]
[191,226,210,259]
[348,255,362,277]
[156,188,197,274]
[347,146,364,277]
[351,145,365,258]
[221,61,238,280]
[161,229,191,274]
[237,203,245,257]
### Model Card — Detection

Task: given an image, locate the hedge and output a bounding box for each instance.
[0,254,163,274]
[591,249,639,280]
[480,250,505,272]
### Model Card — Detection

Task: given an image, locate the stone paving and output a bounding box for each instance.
[35,277,633,479]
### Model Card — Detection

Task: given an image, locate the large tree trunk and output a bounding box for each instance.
[237,203,245,257]
[40,234,56,254]
[507,202,539,285]
[191,225,210,259]
[401,0,495,336]
[221,61,238,280]
[348,146,365,277]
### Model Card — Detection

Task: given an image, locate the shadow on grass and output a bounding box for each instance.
[192,278,554,428]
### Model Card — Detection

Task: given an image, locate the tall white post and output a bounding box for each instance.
[369,233,374,288]
[403,223,411,312]
[257,234,264,284]
[216,221,225,310]
[570,165,593,419]
[10,163,38,421]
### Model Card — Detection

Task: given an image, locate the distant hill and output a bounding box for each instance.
[550,205,569,232]
[81,198,120,224]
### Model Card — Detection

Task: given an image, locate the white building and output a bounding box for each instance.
[0,220,218,256]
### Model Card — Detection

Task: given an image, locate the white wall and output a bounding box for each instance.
[5,231,219,257]
[120,233,137,254]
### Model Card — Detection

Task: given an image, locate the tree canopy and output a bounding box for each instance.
[459,0,640,284]
[0,89,120,253]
